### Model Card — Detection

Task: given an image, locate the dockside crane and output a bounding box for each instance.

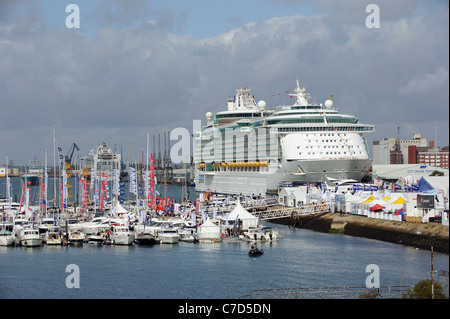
[65,143,79,165]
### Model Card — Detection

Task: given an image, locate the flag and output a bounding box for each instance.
[191,211,196,225]
[202,209,206,222]
[112,169,120,195]
[404,176,412,186]
[41,181,47,211]
[149,154,155,208]
[90,167,95,190]
[129,167,137,195]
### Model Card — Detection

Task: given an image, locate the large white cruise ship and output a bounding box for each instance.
[193,80,375,195]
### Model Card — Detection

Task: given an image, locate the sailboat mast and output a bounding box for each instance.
[146,132,149,211]
[184,161,187,202]
[44,149,48,217]
[39,150,43,217]
[5,155,9,226]
[135,157,139,214]
[53,125,57,210]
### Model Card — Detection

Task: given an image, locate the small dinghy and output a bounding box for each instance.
[248,244,264,257]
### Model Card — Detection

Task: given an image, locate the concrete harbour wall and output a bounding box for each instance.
[270,212,449,254]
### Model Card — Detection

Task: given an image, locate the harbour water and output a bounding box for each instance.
[1,177,448,299]
[0,176,197,206]
[0,221,448,299]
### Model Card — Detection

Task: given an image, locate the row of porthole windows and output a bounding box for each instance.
[298,145,361,149]
[305,133,348,137]
[301,139,348,143]
[298,151,364,155]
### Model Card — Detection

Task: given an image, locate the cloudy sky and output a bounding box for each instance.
[0,0,448,167]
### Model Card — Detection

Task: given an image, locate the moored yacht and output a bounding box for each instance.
[20,228,42,247]
[134,224,156,245]
[0,230,14,246]
[177,226,197,242]
[158,228,180,244]
[88,233,105,246]
[12,218,30,243]
[68,231,85,246]
[46,226,62,246]
[111,226,134,245]
[242,225,282,242]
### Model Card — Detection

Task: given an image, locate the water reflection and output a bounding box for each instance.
[0,221,448,299]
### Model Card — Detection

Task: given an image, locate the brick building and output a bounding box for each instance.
[409,145,449,168]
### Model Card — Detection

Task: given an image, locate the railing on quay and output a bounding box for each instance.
[236,285,412,299]
[253,204,331,220]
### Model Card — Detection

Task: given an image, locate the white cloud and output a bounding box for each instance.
[0,0,448,164]
[398,68,449,95]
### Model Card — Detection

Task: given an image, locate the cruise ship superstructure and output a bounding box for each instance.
[193,80,375,195]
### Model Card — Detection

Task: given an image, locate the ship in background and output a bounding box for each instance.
[21,164,42,186]
[193,80,375,196]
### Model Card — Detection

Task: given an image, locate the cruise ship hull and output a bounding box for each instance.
[195,158,372,195]
[283,157,372,183]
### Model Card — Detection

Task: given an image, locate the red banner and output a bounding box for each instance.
[149,154,155,209]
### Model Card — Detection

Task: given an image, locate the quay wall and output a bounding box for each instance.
[270,212,449,254]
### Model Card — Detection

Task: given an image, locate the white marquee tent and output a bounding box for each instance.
[227,201,258,230]
[198,218,221,242]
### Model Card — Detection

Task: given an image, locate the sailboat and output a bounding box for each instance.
[1,156,15,246]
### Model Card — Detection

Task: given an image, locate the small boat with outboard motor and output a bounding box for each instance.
[248,244,264,257]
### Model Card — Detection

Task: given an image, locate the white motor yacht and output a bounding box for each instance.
[177,227,197,242]
[88,234,105,246]
[111,226,134,245]
[68,231,85,246]
[12,218,29,243]
[20,228,42,247]
[46,227,62,245]
[0,230,14,246]
[159,228,180,244]
[82,218,122,236]
[243,225,282,242]
[134,224,156,245]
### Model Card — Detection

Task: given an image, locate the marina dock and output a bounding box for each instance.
[254,204,331,220]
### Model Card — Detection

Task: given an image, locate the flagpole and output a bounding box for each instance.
[6,155,11,215]
[5,155,9,226]
[146,132,149,212]
[53,125,57,212]
[44,149,48,217]
[135,157,138,215]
